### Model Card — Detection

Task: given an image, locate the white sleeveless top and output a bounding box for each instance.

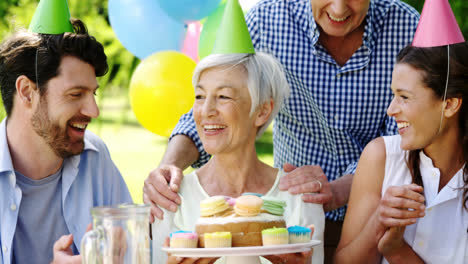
[381,135,468,264]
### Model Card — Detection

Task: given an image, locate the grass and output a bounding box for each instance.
[87,90,274,203]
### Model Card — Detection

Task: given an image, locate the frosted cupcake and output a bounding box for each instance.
[262,227,289,245]
[287,225,312,244]
[169,231,198,248]
[204,232,232,248]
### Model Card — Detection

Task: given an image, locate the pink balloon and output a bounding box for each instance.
[182,21,202,62]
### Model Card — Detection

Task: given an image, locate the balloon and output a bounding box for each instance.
[129,51,196,137]
[156,0,223,23]
[198,3,226,59]
[182,22,202,62]
[108,0,185,59]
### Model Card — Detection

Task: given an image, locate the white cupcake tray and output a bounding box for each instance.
[162,240,321,264]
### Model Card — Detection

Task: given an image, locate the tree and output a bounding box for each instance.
[0,0,467,120]
[403,0,468,38]
[0,0,138,120]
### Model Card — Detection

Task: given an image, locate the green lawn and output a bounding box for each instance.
[87,90,273,203]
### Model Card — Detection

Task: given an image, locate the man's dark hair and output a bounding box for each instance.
[0,19,108,116]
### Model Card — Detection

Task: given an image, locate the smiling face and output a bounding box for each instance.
[31,56,99,158]
[193,65,262,155]
[311,0,369,38]
[387,63,444,151]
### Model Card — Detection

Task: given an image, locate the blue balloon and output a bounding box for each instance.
[156,0,223,22]
[109,0,185,59]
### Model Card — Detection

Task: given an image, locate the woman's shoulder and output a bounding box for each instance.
[353,137,388,192]
[381,135,404,155]
[361,137,387,163]
[380,135,408,169]
[362,135,404,162]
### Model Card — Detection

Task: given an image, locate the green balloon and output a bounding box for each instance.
[198,3,226,60]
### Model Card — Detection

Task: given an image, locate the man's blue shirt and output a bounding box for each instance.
[171,0,420,221]
[0,119,133,264]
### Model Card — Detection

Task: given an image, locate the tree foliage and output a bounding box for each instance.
[403,0,468,38]
[0,0,466,120]
[0,0,139,94]
[0,0,467,90]
[0,0,139,120]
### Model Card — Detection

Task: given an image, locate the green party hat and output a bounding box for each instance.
[29,0,74,34]
[212,0,255,54]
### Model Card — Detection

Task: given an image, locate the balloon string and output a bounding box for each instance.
[35,48,40,90]
[438,45,450,134]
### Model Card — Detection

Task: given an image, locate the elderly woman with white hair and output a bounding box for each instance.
[152,52,325,264]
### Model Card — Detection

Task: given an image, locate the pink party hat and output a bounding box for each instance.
[412,0,465,47]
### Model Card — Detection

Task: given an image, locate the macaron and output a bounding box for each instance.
[234,195,263,217]
[262,227,289,245]
[224,196,236,207]
[169,231,198,248]
[261,196,286,215]
[200,196,230,217]
[287,225,312,244]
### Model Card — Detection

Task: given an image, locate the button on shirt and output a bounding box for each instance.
[171,0,419,221]
[0,119,133,264]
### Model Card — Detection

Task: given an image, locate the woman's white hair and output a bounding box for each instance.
[192,52,290,138]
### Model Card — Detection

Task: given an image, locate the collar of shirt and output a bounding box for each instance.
[293,0,392,70]
[419,150,466,207]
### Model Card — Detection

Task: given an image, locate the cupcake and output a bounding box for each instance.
[287,225,312,244]
[170,231,198,248]
[262,227,289,245]
[203,232,232,248]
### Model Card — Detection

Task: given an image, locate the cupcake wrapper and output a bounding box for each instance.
[170,238,198,248]
[204,237,232,248]
[262,233,289,245]
[288,233,311,244]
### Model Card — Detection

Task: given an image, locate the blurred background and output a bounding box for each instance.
[0,0,467,202]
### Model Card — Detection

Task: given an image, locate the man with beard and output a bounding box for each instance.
[0,11,132,264]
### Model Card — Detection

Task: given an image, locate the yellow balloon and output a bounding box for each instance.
[129,51,196,137]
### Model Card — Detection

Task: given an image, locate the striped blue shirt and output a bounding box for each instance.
[171,0,419,221]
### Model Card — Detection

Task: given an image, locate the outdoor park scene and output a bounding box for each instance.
[0,0,277,204]
[1,0,466,204]
[1,0,468,263]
